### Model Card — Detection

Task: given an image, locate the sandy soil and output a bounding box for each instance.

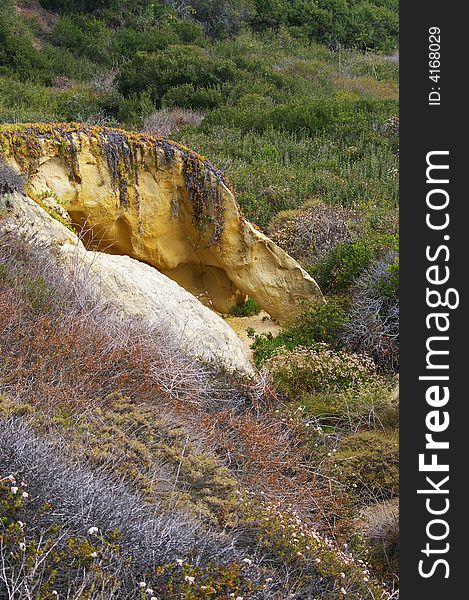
[223,311,281,361]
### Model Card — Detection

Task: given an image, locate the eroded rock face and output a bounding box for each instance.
[0,124,323,322]
[1,192,254,376]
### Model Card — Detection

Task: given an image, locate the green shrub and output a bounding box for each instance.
[50,15,115,67]
[23,275,58,314]
[298,379,398,431]
[312,240,377,294]
[0,263,8,283]
[229,297,261,317]
[332,430,399,502]
[162,83,227,110]
[0,3,49,84]
[250,331,288,366]
[287,297,349,346]
[251,298,348,366]
[118,46,238,105]
[0,158,25,196]
[252,0,398,53]
[265,344,378,398]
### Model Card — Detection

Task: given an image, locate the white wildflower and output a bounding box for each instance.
[88,526,99,536]
[184,576,195,584]
[138,581,146,589]
[11,487,18,494]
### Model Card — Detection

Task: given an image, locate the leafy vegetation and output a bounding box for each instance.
[1,0,399,594]
[0,229,395,598]
[1,1,398,224]
[230,297,261,317]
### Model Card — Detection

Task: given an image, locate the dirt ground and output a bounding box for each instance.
[224,311,281,361]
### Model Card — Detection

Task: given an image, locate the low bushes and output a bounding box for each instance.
[268,202,361,267]
[312,239,377,295]
[289,380,398,431]
[332,430,399,502]
[229,297,261,317]
[237,494,390,600]
[341,252,399,372]
[117,46,239,106]
[0,231,395,596]
[251,298,348,366]
[0,419,256,599]
[264,344,379,398]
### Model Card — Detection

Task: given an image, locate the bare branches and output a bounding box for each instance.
[341,253,399,372]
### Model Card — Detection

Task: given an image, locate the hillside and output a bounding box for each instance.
[1,1,399,598]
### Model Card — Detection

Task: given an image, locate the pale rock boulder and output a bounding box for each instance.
[0,124,323,322]
[1,192,254,377]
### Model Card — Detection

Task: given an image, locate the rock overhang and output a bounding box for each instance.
[0,123,324,323]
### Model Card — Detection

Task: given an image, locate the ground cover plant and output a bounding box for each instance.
[1,0,399,595]
[0,226,395,598]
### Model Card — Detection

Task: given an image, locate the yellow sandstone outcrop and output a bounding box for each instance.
[0,123,323,322]
[1,192,254,376]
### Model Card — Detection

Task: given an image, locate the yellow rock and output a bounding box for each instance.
[1,192,254,376]
[0,123,323,322]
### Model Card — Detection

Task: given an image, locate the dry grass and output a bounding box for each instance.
[0,228,394,597]
[142,108,205,138]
